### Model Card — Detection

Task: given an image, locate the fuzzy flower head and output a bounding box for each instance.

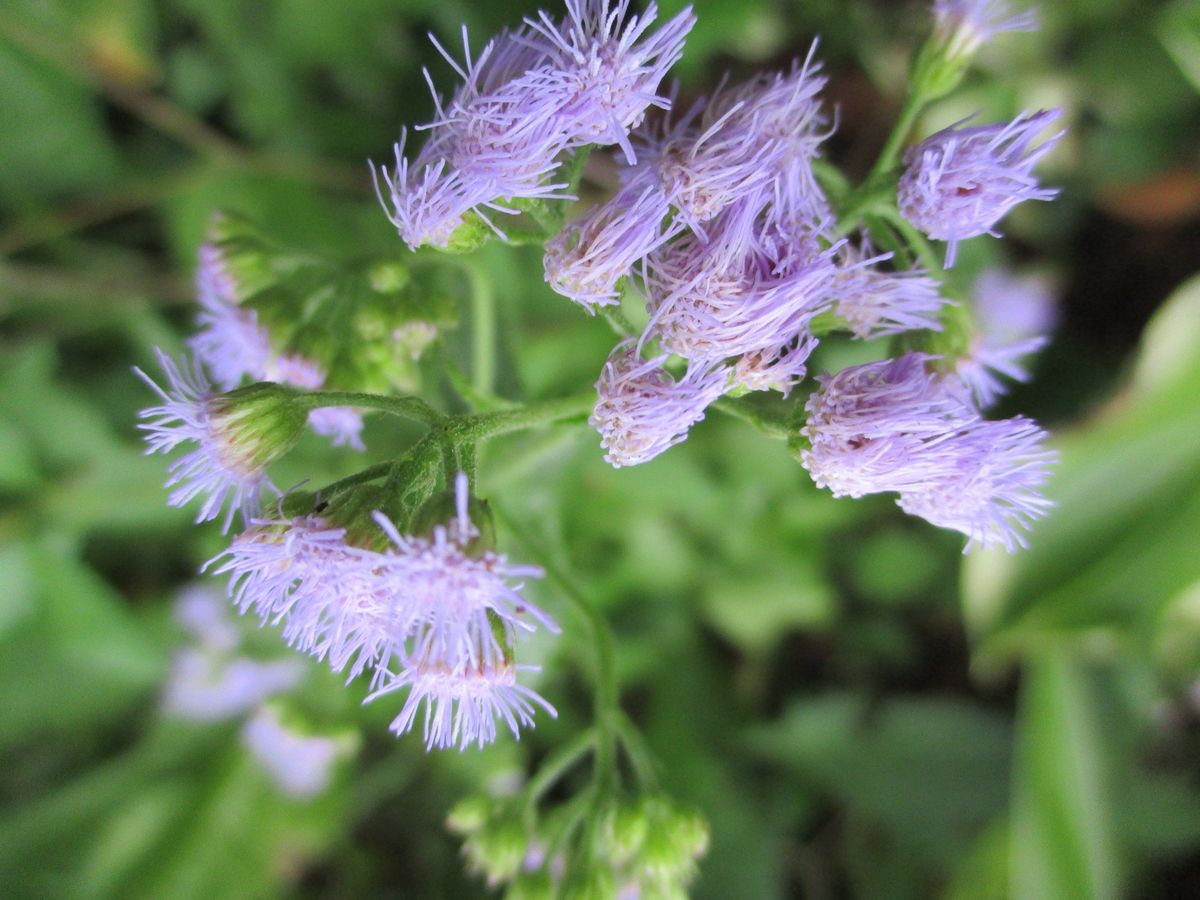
[591,339,728,467]
[370,640,556,751]
[378,2,693,251]
[832,239,947,340]
[898,109,1065,266]
[897,415,1055,551]
[189,243,274,391]
[544,178,675,309]
[213,514,403,682]
[644,202,839,362]
[212,475,559,749]
[135,350,304,531]
[800,353,980,499]
[957,267,1057,406]
[526,0,696,163]
[933,1,1037,57]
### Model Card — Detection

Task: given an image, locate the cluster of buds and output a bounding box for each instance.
[376,0,696,251]
[447,792,708,897]
[210,473,558,750]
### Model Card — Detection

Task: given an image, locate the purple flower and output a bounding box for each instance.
[591,339,728,467]
[212,474,558,748]
[801,353,1055,550]
[526,1,696,163]
[897,415,1055,551]
[378,2,693,250]
[623,46,831,237]
[957,267,1056,405]
[731,331,819,395]
[213,515,404,682]
[189,243,274,391]
[644,201,837,362]
[368,645,556,751]
[933,1,1037,55]
[898,109,1065,266]
[369,486,557,672]
[135,350,288,532]
[163,649,304,722]
[833,238,947,339]
[544,177,675,309]
[242,707,344,798]
[800,353,979,499]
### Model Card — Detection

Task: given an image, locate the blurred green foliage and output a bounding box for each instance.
[2,0,1199,898]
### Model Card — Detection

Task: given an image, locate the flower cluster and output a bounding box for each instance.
[190,240,366,450]
[211,473,558,750]
[376,0,695,250]
[535,43,959,470]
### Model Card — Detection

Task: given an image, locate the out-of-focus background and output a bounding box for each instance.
[2,1,1199,897]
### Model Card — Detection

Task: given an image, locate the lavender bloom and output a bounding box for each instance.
[175,583,241,652]
[933,1,1038,56]
[801,353,1054,549]
[214,475,558,748]
[800,353,980,499]
[135,350,282,532]
[591,339,728,467]
[644,202,838,362]
[369,491,557,670]
[526,1,696,163]
[376,130,573,251]
[163,649,304,722]
[213,515,401,683]
[544,178,675,309]
[242,707,343,798]
[732,331,818,395]
[378,2,693,250]
[368,642,556,751]
[897,415,1055,551]
[898,109,1065,266]
[958,267,1057,405]
[189,243,274,392]
[832,239,947,339]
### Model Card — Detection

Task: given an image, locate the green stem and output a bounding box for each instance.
[866,88,928,185]
[449,393,594,442]
[524,727,598,822]
[495,508,620,798]
[467,263,497,398]
[293,390,444,426]
[614,710,658,790]
[315,461,394,496]
[711,397,793,440]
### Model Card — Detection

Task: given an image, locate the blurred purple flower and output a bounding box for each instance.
[242,707,343,798]
[958,267,1057,405]
[933,1,1037,55]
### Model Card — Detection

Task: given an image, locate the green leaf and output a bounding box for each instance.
[749,694,1012,861]
[963,275,1200,665]
[1010,651,1119,900]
